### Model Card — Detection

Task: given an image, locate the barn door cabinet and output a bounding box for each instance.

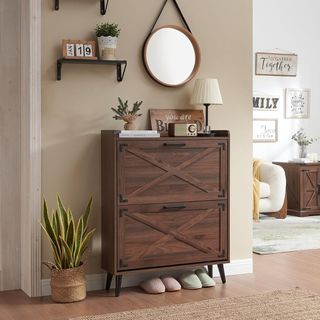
[273,162,320,217]
[101,130,230,296]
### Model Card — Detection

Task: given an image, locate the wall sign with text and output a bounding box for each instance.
[62,40,97,60]
[255,52,297,77]
[285,88,310,119]
[253,118,278,143]
[253,94,280,110]
[149,109,204,136]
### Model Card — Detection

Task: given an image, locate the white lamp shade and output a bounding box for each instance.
[190,78,223,105]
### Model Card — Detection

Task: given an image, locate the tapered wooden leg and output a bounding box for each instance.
[218,264,226,284]
[105,273,113,291]
[115,275,122,297]
[207,265,213,277]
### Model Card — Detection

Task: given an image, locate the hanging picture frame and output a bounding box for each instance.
[253,118,278,142]
[255,52,297,77]
[285,88,310,118]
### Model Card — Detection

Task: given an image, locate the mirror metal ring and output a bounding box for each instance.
[143,25,201,87]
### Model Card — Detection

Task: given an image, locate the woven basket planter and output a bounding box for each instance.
[43,261,87,303]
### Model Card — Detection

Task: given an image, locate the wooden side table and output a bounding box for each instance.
[273,162,320,217]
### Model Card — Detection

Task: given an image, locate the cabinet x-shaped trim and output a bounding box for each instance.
[125,208,222,263]
[125,147,217,197]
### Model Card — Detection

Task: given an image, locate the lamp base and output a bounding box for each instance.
[197,132,217,137]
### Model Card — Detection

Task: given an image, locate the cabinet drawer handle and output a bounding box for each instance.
[163,143,186,147]
[163,204,186,209]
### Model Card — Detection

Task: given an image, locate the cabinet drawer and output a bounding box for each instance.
[117,201,228,271]
[117,139,228,205]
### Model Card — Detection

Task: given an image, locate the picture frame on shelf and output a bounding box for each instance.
[253,118,278,142]
[285,88,310,118]
[62,40,97,60]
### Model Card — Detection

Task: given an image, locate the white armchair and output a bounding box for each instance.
[259,162,287,218]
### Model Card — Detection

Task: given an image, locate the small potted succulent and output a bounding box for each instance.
[111,97,143,130]
[94,23,121,60]
[291,127,319,158]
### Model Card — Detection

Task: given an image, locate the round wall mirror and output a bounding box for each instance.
[143,25,201,87]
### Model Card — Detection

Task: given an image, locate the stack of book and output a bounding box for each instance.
[288,158,314,163]
[118,130,160,138]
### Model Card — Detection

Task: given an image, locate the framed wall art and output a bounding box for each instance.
[255,52,297,77]
[285,88,310,118]
[253,118,278,142]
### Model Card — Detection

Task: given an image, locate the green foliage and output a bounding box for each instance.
[38,194,95,269]
[94,23,121,37]
[291,127,319,146]
[111,97,143,120]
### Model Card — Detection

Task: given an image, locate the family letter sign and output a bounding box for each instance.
[255,52,297,77]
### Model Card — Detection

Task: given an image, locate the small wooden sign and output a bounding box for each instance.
[253,94,280,110]
[255,52,297,77]
[62,40,97,60]
[150,109,204,136]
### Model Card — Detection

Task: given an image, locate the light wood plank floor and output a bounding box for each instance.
[1,250,320,320]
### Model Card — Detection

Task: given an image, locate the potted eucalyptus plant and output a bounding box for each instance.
[39,194,95,303]
[291,127,319,158]
[94,22,121,60]
[111,97,143,130]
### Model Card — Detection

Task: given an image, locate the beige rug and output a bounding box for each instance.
[69,287,320,320]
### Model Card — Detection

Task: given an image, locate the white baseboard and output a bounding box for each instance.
[41,259,253,296]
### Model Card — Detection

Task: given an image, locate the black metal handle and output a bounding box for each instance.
[163,143,186,147]
[318,183,320,194]
[163,204,186,209]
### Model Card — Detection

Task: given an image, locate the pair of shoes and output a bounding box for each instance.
[140,275,181,294]
[179,268,216,290]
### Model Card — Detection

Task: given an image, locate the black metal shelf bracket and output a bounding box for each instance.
[117,62,127,82]
[100,0,110,15]
[55,0,59,10]
[56,58,127,82]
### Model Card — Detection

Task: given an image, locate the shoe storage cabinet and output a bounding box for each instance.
[101,130,230,296]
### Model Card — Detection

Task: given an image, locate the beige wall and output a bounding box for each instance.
[0,0,21,290]
[41,0,253,278]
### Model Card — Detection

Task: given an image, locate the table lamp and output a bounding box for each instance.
[190,78,223,136]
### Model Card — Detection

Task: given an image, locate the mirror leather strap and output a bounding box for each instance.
[148,0,192,36]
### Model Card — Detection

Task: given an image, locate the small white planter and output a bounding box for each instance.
[97,36,117,60]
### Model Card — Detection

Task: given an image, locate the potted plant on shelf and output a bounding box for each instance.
[291,127,319,158]
[111,97,143,130]
[94,22,121,60]
[39,194,95,303]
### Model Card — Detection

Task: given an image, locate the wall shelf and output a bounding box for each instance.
[56,58,127,81]
[55,0,110,14]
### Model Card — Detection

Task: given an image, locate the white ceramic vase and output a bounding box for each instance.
[97,36,117,60]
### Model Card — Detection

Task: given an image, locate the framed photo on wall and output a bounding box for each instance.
[285,88,310,118]
[253,118,278,142]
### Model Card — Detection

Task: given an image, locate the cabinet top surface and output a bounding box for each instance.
[102,130,230,139]
[273,161,320,166]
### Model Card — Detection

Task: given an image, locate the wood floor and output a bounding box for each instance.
[1,250,320,320]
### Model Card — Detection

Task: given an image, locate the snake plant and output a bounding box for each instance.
[39,194,95,269]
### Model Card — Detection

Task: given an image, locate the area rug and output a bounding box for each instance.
[69,288,320,320]
[253,214,320,254]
